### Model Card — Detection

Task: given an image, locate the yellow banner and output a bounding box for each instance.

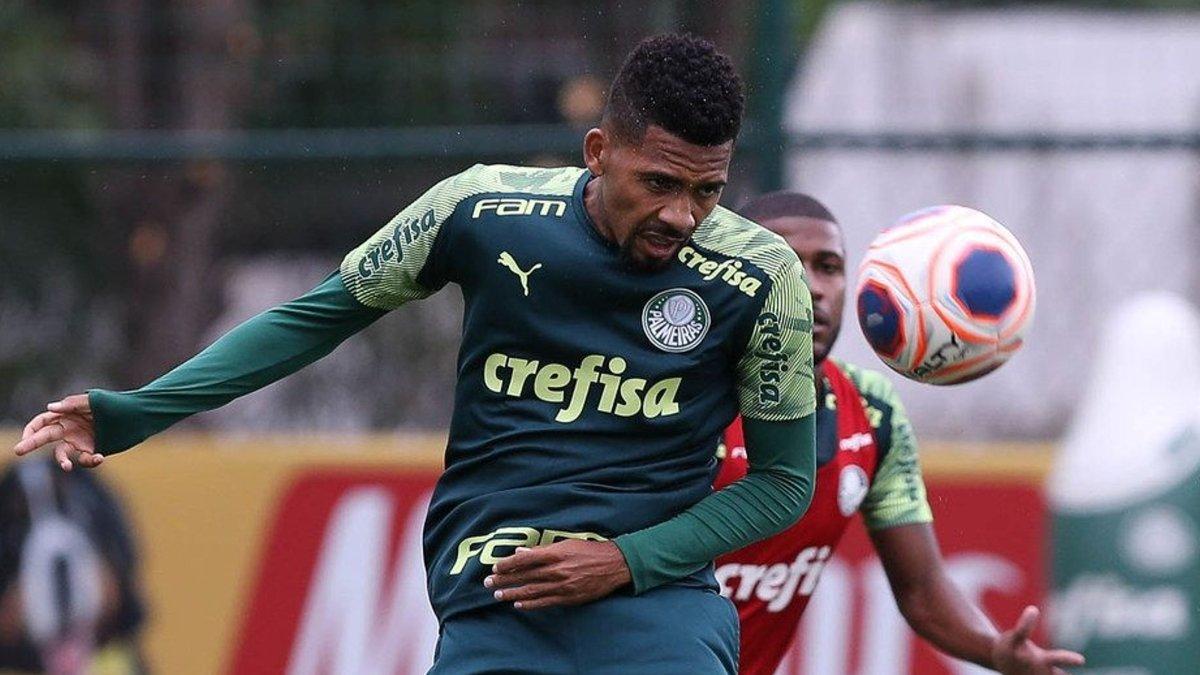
[0,431,1050,674]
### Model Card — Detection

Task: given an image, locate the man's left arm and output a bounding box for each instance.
[488,256,817,607]
[865,387,1083,673]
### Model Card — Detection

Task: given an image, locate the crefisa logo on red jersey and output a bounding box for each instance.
[715,546,835,613]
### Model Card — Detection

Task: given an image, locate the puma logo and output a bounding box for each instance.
[497,251,542,297]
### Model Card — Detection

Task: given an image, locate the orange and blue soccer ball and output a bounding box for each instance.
[855,205,1036,385]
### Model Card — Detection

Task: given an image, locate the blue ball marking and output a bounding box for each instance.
[954,248,1016,318]
[857,284,904,358]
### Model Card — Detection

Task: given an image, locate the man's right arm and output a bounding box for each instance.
[17,169,473,461]
[89,273,385,454]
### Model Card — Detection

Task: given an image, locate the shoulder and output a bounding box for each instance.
[445,163,584,198]
[689,205,801,279]
[833,359,902,409]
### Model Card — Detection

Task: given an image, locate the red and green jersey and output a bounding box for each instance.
[714,358,932,675]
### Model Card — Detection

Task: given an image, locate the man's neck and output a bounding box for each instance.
[582,174,616,242]
[815,359,828,398]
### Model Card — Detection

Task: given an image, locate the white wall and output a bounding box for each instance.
[786,2,1200,439]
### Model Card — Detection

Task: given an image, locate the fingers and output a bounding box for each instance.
[509,594,569,610]
[486,547,559,598]
[54,443,75,471]
[1045,649,1086,667]
[491,547,553,575]
[74,449,105,469]
[14,415,96,457]
[14,421,67,456]
[485,566,558,590]
[13,397,101,471]
[490,577,575,610]
[490,582,560,605]
[486,545,575,610]
[53,442,104,472]
[23,411,61,440]
[47,394,91,415]
[1011,605,1040,643]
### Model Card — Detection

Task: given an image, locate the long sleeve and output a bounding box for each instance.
[613,414,815,592]
[90,274,385,454]
[613,255,818,593]
[89,165,484,454]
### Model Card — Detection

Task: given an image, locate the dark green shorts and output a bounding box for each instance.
[429,585,739,675]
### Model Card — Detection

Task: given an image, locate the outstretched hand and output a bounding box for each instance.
[484,539,632,610]
[992,606,1085,674]
[12,394,103,471]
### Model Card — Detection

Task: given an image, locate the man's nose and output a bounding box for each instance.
[804,268,826,300]
[658,197,696,235]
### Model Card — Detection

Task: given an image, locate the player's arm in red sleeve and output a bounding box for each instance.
[873,523,1084,673]
[862,379,1083,673]
[872,523,1000,667]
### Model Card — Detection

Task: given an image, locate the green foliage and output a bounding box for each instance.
[841,0,1200,9]
[0,1,104,128]
[245,1,562,127]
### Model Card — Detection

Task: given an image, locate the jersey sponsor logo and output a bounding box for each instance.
[838,432,874,452]
[496,251,542,297]
[677,245,763,297]
[451,527,607,575]
[642,289,711,353]
[483,352,682,423]
[716,545,833,612]
[753,312,789,406]
[356,208,437,279]
[471,197,567,219]
[837,465,871,517]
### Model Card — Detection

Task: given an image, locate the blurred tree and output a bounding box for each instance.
[0,2,105,128]
[90,0,254,384]
[871,0,1200,8]
[0,2,110,416]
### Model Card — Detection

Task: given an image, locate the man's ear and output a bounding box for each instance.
[583,127,607,176]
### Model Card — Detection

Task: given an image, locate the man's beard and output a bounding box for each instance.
[618,222,688,273]
[812,324,841,367]
[618,236,673,272]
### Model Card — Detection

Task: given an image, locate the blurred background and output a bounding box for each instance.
[2,1,1200,673]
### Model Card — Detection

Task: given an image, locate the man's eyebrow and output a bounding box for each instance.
[636,170,725,190]
[638,170,680,182]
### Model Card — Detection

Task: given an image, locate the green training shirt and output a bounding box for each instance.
[89,164,817,621]
[824,359,933,529]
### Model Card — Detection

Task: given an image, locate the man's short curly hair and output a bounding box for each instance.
[604,34,745,147]
[738,191,839,224]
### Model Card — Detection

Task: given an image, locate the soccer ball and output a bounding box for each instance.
[855,205,1036,385]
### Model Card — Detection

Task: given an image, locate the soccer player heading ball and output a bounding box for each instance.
[716,193,1084,674]
[16,35,818,672]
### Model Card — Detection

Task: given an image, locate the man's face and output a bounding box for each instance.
[584,124,732,271]
[761,215,846,365]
